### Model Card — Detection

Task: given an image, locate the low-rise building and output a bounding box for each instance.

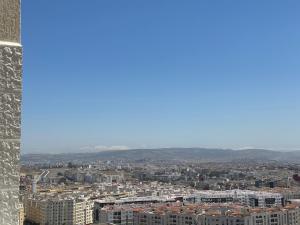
[185,190,284,207]
[99,203,300,225]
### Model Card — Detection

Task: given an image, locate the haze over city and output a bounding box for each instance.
[22,0,300,153]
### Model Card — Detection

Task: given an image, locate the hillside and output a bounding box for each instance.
[21,148,300,164]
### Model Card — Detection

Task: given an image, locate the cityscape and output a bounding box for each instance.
[1,1,300,225]
[19,148,300,225]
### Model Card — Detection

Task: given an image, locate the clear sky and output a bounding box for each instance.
[22,0,300,153]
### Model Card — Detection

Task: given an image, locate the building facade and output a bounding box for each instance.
[100,207,134,225]
[18,204,24,225]
[98,204,300,225]
[25,196,94,225]
[185,190,284,208]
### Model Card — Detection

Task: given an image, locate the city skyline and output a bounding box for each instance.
[22,0,300,153]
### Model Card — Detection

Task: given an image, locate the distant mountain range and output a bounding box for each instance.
[21,148,300,164]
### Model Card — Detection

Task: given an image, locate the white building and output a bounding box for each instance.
[25,195,93,225]
[98,203,300,225]
[185,190,284,207]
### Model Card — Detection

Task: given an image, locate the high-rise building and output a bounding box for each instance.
[0,0,22,224]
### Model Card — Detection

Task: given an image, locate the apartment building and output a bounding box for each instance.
[186,190,284,208]
[134,212,166,225]
[285,205,300,225]
[199,215,248,225]
[200,209,289,225]
[99,206,133,225]
[64,169,124,184]
[74,199,94,225]
[19,204,24,225]
[25,195,93,225]
[98,203,300,225]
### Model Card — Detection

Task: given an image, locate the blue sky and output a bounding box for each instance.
[22,0,300,153]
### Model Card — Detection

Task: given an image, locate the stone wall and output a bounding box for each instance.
[0,0,22,225]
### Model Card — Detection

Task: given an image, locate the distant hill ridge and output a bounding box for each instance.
[21,148,300,164]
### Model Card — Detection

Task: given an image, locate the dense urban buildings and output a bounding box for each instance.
[16,155,300,225]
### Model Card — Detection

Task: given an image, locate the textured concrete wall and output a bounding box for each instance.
[0,0,22,225]
[0,0,20,43]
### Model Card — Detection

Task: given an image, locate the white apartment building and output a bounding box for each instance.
[185,190,284,208]
[285,206,300,225]
[135,210,299,225]
[200,210,289,225]
[25,195,93,225]
[199,215,249,225]
[99,203,300,225]
[64,169,124,184]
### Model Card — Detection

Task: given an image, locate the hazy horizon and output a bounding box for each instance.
[22,146,300,155]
